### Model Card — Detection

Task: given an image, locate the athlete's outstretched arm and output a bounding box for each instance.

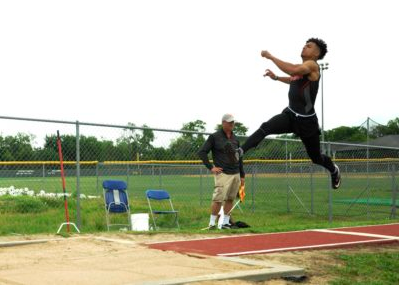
[261,50,317,77]
[263,69,291,84]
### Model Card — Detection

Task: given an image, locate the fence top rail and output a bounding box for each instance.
[0,115,212,136]
[327,140,399,150]
[2,115,399,151]
[1,158,398,166]
[103,160,202,165]
[0,161,98,165]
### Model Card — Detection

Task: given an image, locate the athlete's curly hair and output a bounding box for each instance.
[307,38,327,60]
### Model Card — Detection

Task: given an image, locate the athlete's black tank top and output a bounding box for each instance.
[288,72,320,116]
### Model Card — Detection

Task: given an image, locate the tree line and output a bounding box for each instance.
[0,117,398,162]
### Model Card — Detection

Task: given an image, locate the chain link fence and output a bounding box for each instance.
[0,115,398,234]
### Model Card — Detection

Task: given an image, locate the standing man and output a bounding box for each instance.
[198,114,245,229]
[238,38,341,189]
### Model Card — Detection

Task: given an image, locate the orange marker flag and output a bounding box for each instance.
[239,185,246,203]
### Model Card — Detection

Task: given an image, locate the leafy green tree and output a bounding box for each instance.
[99,139,122,161]
[372,117,399,137]
[324,126,367,142]
[169,120,207,160]
[139,125,155,159]
[0,134,15,161]
[42,134,115,161]
[181,120,207,149]
[169,139,195,160]
[43,134,76,161]
[79,136,104,161]
[151,146,170,160]
[114,139,130,160]
[0,133,35,161]
[117,123,155,160]
[182,120,206,133]
[387,118,399,134]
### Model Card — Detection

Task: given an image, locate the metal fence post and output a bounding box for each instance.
[96,162,99,194]
[151,164,155,187]
[42,163,45,190]
[75,120,81,229]
[285,140,290,213]
[251,163,256,213]
[310,164,314,215]
[159,165,162,188]
[328,187,333,223]
[366,118,370,218]
[199,166,203,206]
[327,142,333,222]
[391,163,397,219]
[126,164,130,188]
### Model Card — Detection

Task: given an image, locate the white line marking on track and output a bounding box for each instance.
[313,229,399,240]
[146,229,325,245]
[217,239,396,256]
[331,222,399,230]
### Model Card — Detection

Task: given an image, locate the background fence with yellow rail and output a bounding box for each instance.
[0,115,398,234]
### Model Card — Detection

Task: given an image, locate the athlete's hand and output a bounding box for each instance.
[261,50,273,59]
[211,167,223,174]
[263,69,276,79]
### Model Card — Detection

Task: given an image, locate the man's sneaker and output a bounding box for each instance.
[331,164,341,189]
[208,225,217,230]
[221,223,239,229]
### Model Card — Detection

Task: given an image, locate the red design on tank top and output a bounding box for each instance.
[290,75,303,81]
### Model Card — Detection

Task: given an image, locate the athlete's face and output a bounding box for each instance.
[301,42,320,60]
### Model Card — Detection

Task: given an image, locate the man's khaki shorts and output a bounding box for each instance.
[212,173,241,202]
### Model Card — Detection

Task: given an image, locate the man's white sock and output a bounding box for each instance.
[223,214,230,225]
[209,215,217,226]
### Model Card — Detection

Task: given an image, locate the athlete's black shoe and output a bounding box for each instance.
[224,142,239,163]
[208,225,217,230]
[331,164,341,189]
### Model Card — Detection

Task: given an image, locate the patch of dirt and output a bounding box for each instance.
[0,233,254,285]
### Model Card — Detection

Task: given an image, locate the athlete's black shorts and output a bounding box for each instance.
[260,108,320,139]
[243,108,335,173]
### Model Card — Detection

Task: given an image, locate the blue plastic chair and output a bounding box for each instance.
[103,180,131,231]
[146,189,179,230]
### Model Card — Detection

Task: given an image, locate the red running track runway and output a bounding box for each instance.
[146,223,399,257]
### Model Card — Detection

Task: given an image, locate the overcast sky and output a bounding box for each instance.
[1,0,398,138]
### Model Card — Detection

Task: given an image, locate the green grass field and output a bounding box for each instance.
[329,251,399,284]
[0,172,398,235]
